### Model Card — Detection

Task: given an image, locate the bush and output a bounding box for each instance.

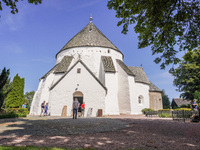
[158,112,172,118]
[174,108,192,111]
[158,109,170,111]
[0,112,19,119]
[141,108,155,114]
[0,108,29,119]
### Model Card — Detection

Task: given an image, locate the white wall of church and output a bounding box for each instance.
[104,73,119,115]
[30,73,54,115]
[116,63,131,114]
[131,82,150,114]
[49,62,106,117]
[56,47,123,78]
[127,76,137,114]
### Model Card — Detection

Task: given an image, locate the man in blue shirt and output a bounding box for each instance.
[22,102,26,108]
[193,99,198,110]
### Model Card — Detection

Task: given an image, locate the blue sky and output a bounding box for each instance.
[0,0,184,101]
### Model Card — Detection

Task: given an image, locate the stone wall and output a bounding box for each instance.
[149,92,163,110]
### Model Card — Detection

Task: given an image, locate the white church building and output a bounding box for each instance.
[30,17,163,117]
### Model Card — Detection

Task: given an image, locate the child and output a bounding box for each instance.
[44,103,48,116]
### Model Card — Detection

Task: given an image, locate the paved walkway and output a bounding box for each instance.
[0,116,128,136]
[0,115,200,150]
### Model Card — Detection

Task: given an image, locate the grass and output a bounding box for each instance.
[0,146,95,150]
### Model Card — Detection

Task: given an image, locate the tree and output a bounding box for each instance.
[1,78,12,108]
[24,91,35,109]
[194,91,200,104]
[6,74,24,108]
[162,90,170,109]
[0,67,10,110]
[170,47,200,100]
[0,0,42,16]
[107,0,200,69]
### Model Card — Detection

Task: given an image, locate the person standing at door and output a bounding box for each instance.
[73,98,79,119]
[81,102,85,117]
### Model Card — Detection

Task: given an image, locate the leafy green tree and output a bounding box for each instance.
[0,67,10,110]
[0,0,42,15]
[24,91,35,110]
[194,91,200,104]
[107,0,200,69]
[1,78,12,108]
[170,47,200,100]
[162,90,170,109]
[6,74,24,108]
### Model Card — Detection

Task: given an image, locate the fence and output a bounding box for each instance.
[172,110,198,122]
[146,110,199,122]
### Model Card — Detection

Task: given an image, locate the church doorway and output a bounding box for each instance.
[73,91,83,104]
[73,91,84,115]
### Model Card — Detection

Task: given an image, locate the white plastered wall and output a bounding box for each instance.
[116,62,131,114]
[131,82,150,114]
[30,73,55,115]
[56,47,123,78]
[48,62,106,117]
[104,73,119,115]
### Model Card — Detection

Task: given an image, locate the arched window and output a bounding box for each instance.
[138,95,144,104]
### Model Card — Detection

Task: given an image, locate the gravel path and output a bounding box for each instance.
[0,115,200,150]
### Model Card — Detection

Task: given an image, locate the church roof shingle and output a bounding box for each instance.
[116,59,135,76]
[56,22,122,57]
[128,66,150,85]
[101,56,116,73]
[41,56,73,79]
[54,56,73,73]
[149,81,162,92]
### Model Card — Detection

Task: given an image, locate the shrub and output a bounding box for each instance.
[174,108,192,111]
[158,112,172,118]
[0,108,29,119]
[0,112,19,119]
[158,109,170,111]
[141,108,155,114]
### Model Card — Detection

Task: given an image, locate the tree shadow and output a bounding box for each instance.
[0,117,200,149]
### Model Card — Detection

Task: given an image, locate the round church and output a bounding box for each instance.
[30,17,163,117]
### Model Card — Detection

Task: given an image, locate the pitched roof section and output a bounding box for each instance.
[101,56,116,73]
[50,60,107,93]
[56,22,122,57]
[41,56,73,79]
[41,64,59,79]
[172,98,191,107]
[128,66,150,85]
[116,59,135,76]
[149,81,162,92]
[54,56,73,73]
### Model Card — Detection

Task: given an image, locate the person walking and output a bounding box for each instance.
[44,103,48,116]
[40,101,45,117]
[73,98,79,119]
[193,99,198,112]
